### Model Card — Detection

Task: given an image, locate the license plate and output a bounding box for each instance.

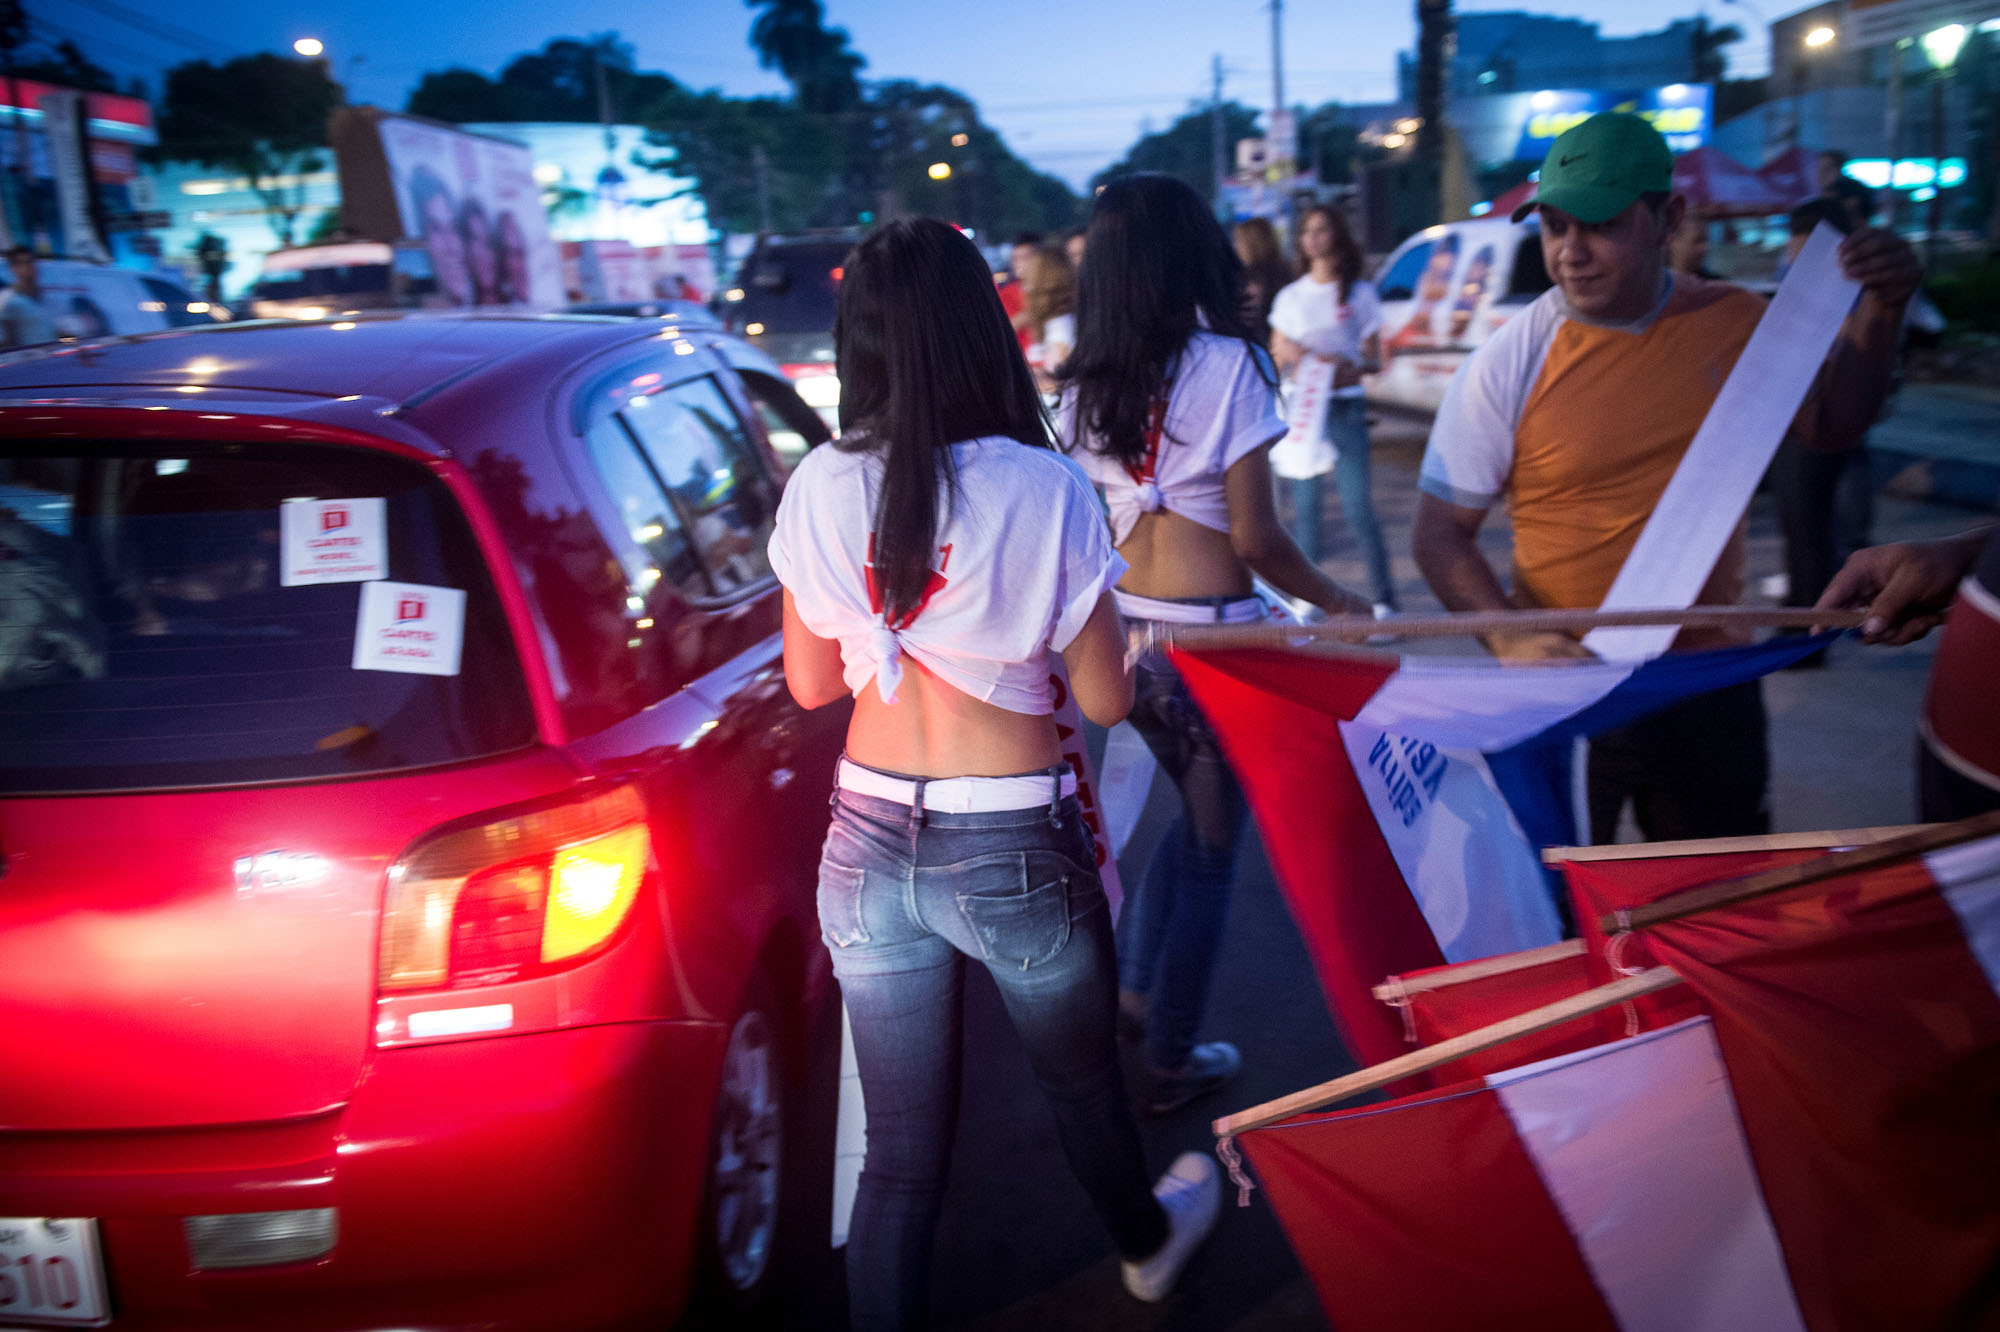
[0,1219,109,1327]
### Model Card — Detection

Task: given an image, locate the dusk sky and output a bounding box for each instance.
[49,0,1774,187]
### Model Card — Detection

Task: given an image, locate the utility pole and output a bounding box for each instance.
[1414,0,1453,229]
[752,145,774,235]
[1270,0,1285,124]
[1211,54,1228,215]
[1881,39,1902,227]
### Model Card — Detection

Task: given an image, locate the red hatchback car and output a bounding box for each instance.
[0,312,847,1329]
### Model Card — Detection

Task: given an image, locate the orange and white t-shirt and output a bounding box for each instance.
[1420,275,1767,639]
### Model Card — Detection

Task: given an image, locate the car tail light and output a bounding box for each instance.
[379,786,652,993]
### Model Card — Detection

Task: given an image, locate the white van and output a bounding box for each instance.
[1368,217,1551,417]
[4,256,225,342]
[21,259,225,341]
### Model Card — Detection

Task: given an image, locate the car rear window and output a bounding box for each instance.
[254,264,392,300]
[734,244,847,333]
[0,443,534,794]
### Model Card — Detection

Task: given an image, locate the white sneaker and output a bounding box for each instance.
[1121,1151,1221,1302]
[1366,603,1399,644]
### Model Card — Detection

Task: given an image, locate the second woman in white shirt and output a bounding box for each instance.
[1267,203,1396,614]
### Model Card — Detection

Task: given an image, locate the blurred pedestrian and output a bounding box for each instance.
[1001,230,1044,352]
[1064,226,1088,271]
[771,217,1220,1330]
[0,246,55,347]
[1816,150,1876,232]
[1232,217,1290,344]
[1413,111,1918,842]
[1668,212,1719,279]
[1022,241,1076,394]
[1059,174,1370,1113]
[1266,203,1395,611]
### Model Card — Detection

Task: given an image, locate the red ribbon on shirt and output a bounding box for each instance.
[1123,391,1171,489]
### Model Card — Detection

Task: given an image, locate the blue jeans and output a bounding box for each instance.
[1115,653,1248,1073]
[818,772,1167,1331]
[1285,398,1395,608]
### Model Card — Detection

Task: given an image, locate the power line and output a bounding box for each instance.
[45,0,232,58]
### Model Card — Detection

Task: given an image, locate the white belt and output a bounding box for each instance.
[837,758,1075,813]
[1114,589,1270,624]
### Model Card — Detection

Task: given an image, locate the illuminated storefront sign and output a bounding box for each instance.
[1513,84,1712,157]
[1842,157,1968,190]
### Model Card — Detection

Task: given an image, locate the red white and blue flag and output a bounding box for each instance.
[1235,828,2000,1331]
[1173,634,1832,1066]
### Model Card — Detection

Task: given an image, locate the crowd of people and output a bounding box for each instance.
[768,109,1985,1330]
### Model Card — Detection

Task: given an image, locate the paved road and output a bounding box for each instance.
[782,410,1990,1331]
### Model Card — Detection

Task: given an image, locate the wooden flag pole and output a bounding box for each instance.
[1601,808,2000,934]
[1212,966,1682,1138]
[1171,605,1866,650]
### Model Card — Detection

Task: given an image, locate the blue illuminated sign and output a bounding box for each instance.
[1513,85,1713,158]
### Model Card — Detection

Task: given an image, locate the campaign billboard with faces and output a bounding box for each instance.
[334,109,564,309]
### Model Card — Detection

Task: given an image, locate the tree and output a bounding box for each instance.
[194,231,229,302]
[408,36,686,126]
[1092,102,1263,202]
[156,54,340,247]
[12,38,115,92]
[1690,17,1744,86]
[745,0,864,114]
[642,91,850,234]
[861,81,1080,237]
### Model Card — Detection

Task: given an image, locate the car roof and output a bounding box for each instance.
[0,312,688,408]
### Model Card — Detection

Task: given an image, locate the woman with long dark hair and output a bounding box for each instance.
[1232,216,1290,345]
[1268,202,1395,611]
[771,217,1220,1330]
[1058,175,1370,1114]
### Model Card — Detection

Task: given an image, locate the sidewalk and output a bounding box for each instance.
[1872,381,2000,512]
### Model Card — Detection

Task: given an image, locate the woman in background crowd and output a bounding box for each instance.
[1064,226,1088,271]
[772,217,1221,1331]
[1266,202,1396,614]
[1060,174,1371,1114]
[1023,241,1077,395]
[1232,217,1290,346]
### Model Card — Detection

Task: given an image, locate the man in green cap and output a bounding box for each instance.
[1412,110,1919,842]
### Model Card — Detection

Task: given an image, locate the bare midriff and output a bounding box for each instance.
[1110,509,1252,601]
[844,656,1064,778]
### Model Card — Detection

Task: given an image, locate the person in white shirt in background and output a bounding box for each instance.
[0,246,56,348]
[771,218,1222,1330]
[1266,203,1396,614]
[1022,239,1076,399]
[1059,173,1372,1116]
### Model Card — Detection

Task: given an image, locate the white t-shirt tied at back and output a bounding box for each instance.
[768,435,1127,714]
[1058,330,1285,545]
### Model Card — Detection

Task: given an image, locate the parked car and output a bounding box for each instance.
[5,259,227,342]
[1367,216,1552,417]
[719,230,857,430]
[0,311,845,1330]
[566,298,717,326]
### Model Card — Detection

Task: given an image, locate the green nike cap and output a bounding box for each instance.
[1511,111,1675,224]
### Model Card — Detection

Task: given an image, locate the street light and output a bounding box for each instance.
[927,162,952,180]
[293,37,324,57]
[1921,22,1967,67]
[1803,25,1836,48]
